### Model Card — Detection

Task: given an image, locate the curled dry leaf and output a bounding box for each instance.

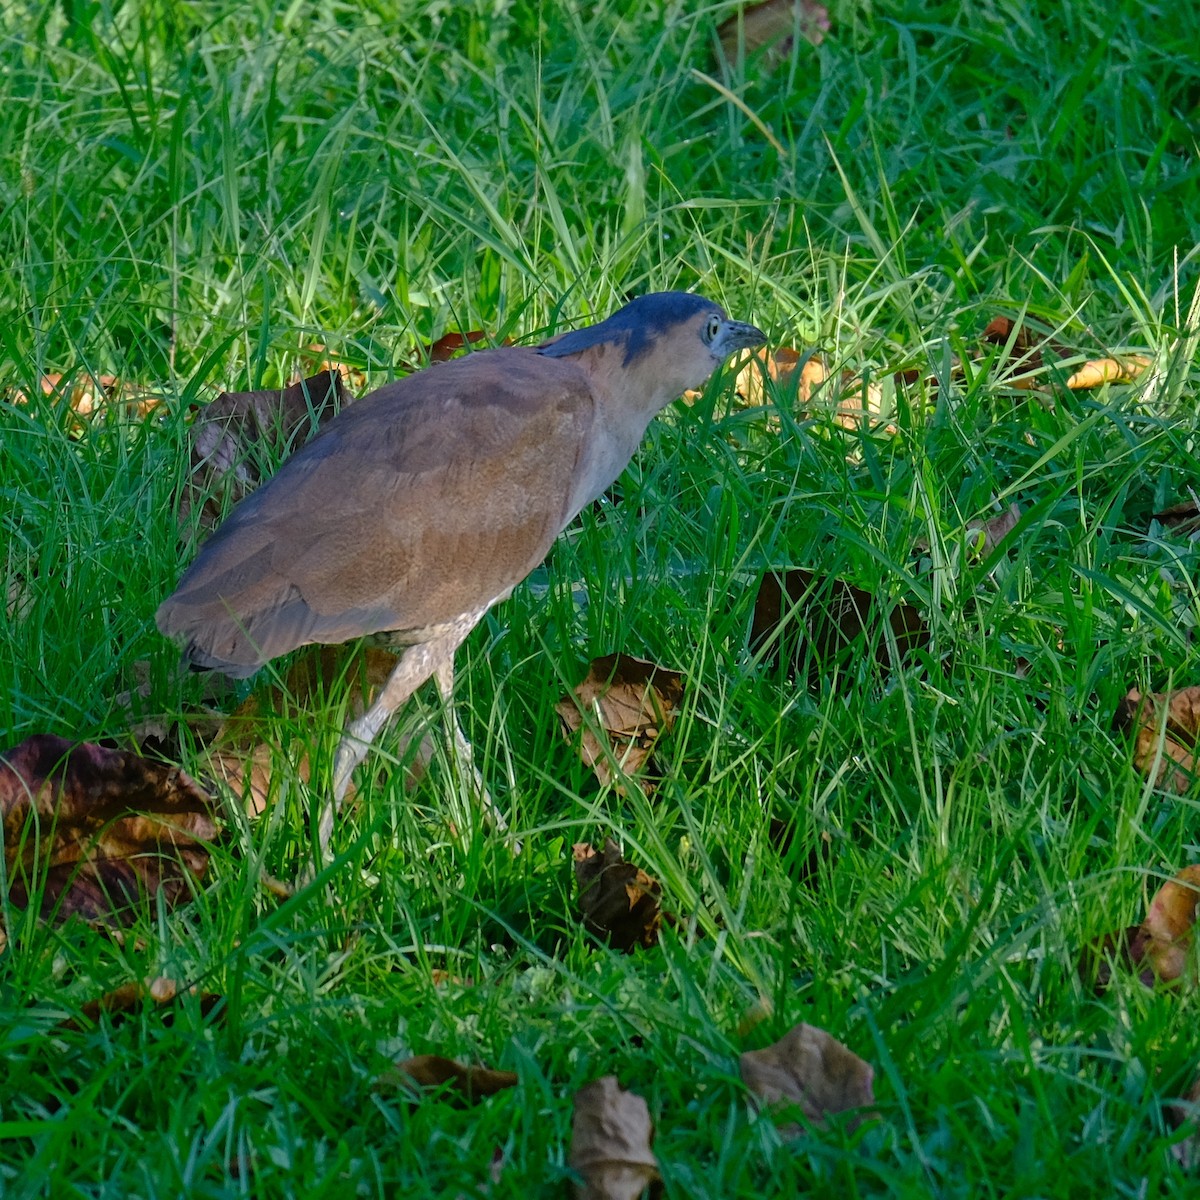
[1081,865,1200,991]
[179,369,351,531]
[740,1022,875,1137]
[61,976,223,1031]
[0,735,220,925]
[376,1054,518,1106]
[718,0,831,61]
[750,569,929,686]
[965,503,1022,558]
[733,346,828,407]
[1167,1069,1200,1169]
[1151,498,1200,536]
[11,372,160,420]
[573,839,664,952]
[570,1076,660,1200]
[1065,354,1151,390]
[1113,686,1200,794]
[555,654,684,794]
[982,315,1048,390]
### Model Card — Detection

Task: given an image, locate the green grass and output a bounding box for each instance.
[3,0,1200,1194]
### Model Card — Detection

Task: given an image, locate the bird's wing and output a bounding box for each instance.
[158,349,596,674]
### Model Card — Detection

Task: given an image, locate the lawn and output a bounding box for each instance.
[3,0,1200,1195]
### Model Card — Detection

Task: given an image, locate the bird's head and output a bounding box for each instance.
[537,291,766,410]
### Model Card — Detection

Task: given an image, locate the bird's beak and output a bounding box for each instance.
[717,320,767,358]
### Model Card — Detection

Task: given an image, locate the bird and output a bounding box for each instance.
[158,291,766,866]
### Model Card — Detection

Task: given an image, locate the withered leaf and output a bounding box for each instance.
[1151,498,1200,534]
[965,503,1022,558]
[376,1054,518,1106]
[750,569,929,685]
[1167,1069,1200,1169]
[1081,865,1200,991]
[573,839,664,952]
[1065,354,1151,390]
[734,346,828,407]
[740,1022,875,1136]
[179,369,350,531]
[570,1076,660,1200]
[1113,686,1200,794]
[0,735,220,925]
[426,330,490,362]
[982,315,1047,389]
[556,654,684,794]
[718,0,830,62]
[61,976,223,1031]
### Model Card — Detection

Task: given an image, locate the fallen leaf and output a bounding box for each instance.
[569,1076,660,1200]
[301,344,368,394]
[982,315,1047,389]
[61,976,223,1031]
[0,735,220,925]
[573,839,664,952]
[1167,1069,1200,1169]
[831,370,894,434]
[740,1022,875,1136]
[965,502,1022,558]
[734,347,828,406]
[718,0,830,62]
[1066,354,1151,390]
[375,1055,518,1105]
[426,330,490,362]
[1113,686,1200,794]
[179,369,351,531]
[556,654,684,794]
[1081,865,1200,991]
[750,569,929,685]
[1151,498,1200,536]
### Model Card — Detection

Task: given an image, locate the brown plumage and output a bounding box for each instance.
[158,291,765,864]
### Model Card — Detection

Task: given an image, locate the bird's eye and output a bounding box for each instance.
[705,315,722,343]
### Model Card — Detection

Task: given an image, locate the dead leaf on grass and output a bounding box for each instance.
[556,654,684,794]
[1065,354,1152,390]
[965,503,1022,558]
[61,975,223,1031]
[1113,686,1200,794]
[1081,865,1200,991]
[570,1076,660,1200]
[740,1022,876,1136]
[982,315,1048,390]
[718,0,831,62]
[573,839,664,952]
[1167,1070,1200,1169]
[1151,498,1200,537]
[0,735,220,925]
[733,346,828,407]
[375,1054,518,1106]
[179,369,351,531]
[750,569,929,685]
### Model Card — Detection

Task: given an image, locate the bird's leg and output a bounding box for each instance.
[311,635,455,873]
[432,658,510,837]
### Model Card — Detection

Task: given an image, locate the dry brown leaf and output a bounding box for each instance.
[300,344,368,394]
[573,839,664,952]
[10,371,161,420]
[750,569,929,686]
[179,370,351,531]
[1167,1069,1200,1169]
[718,0,830,62]
[1081,865,1200,991]
[965,502,1022,558]
[61,976,222,1031]
[1065,354,1151,390]
[556,654,684,794]
[0,735,220,925]
[740,1023,875,1136]
[570,1076,660,1200]
[981,315,1049,390]
[733,346,828,407]
[1151,498,1200,535]
[1113,686,1200,794]
[830,371,894,434]
[376,1054,518,1106]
